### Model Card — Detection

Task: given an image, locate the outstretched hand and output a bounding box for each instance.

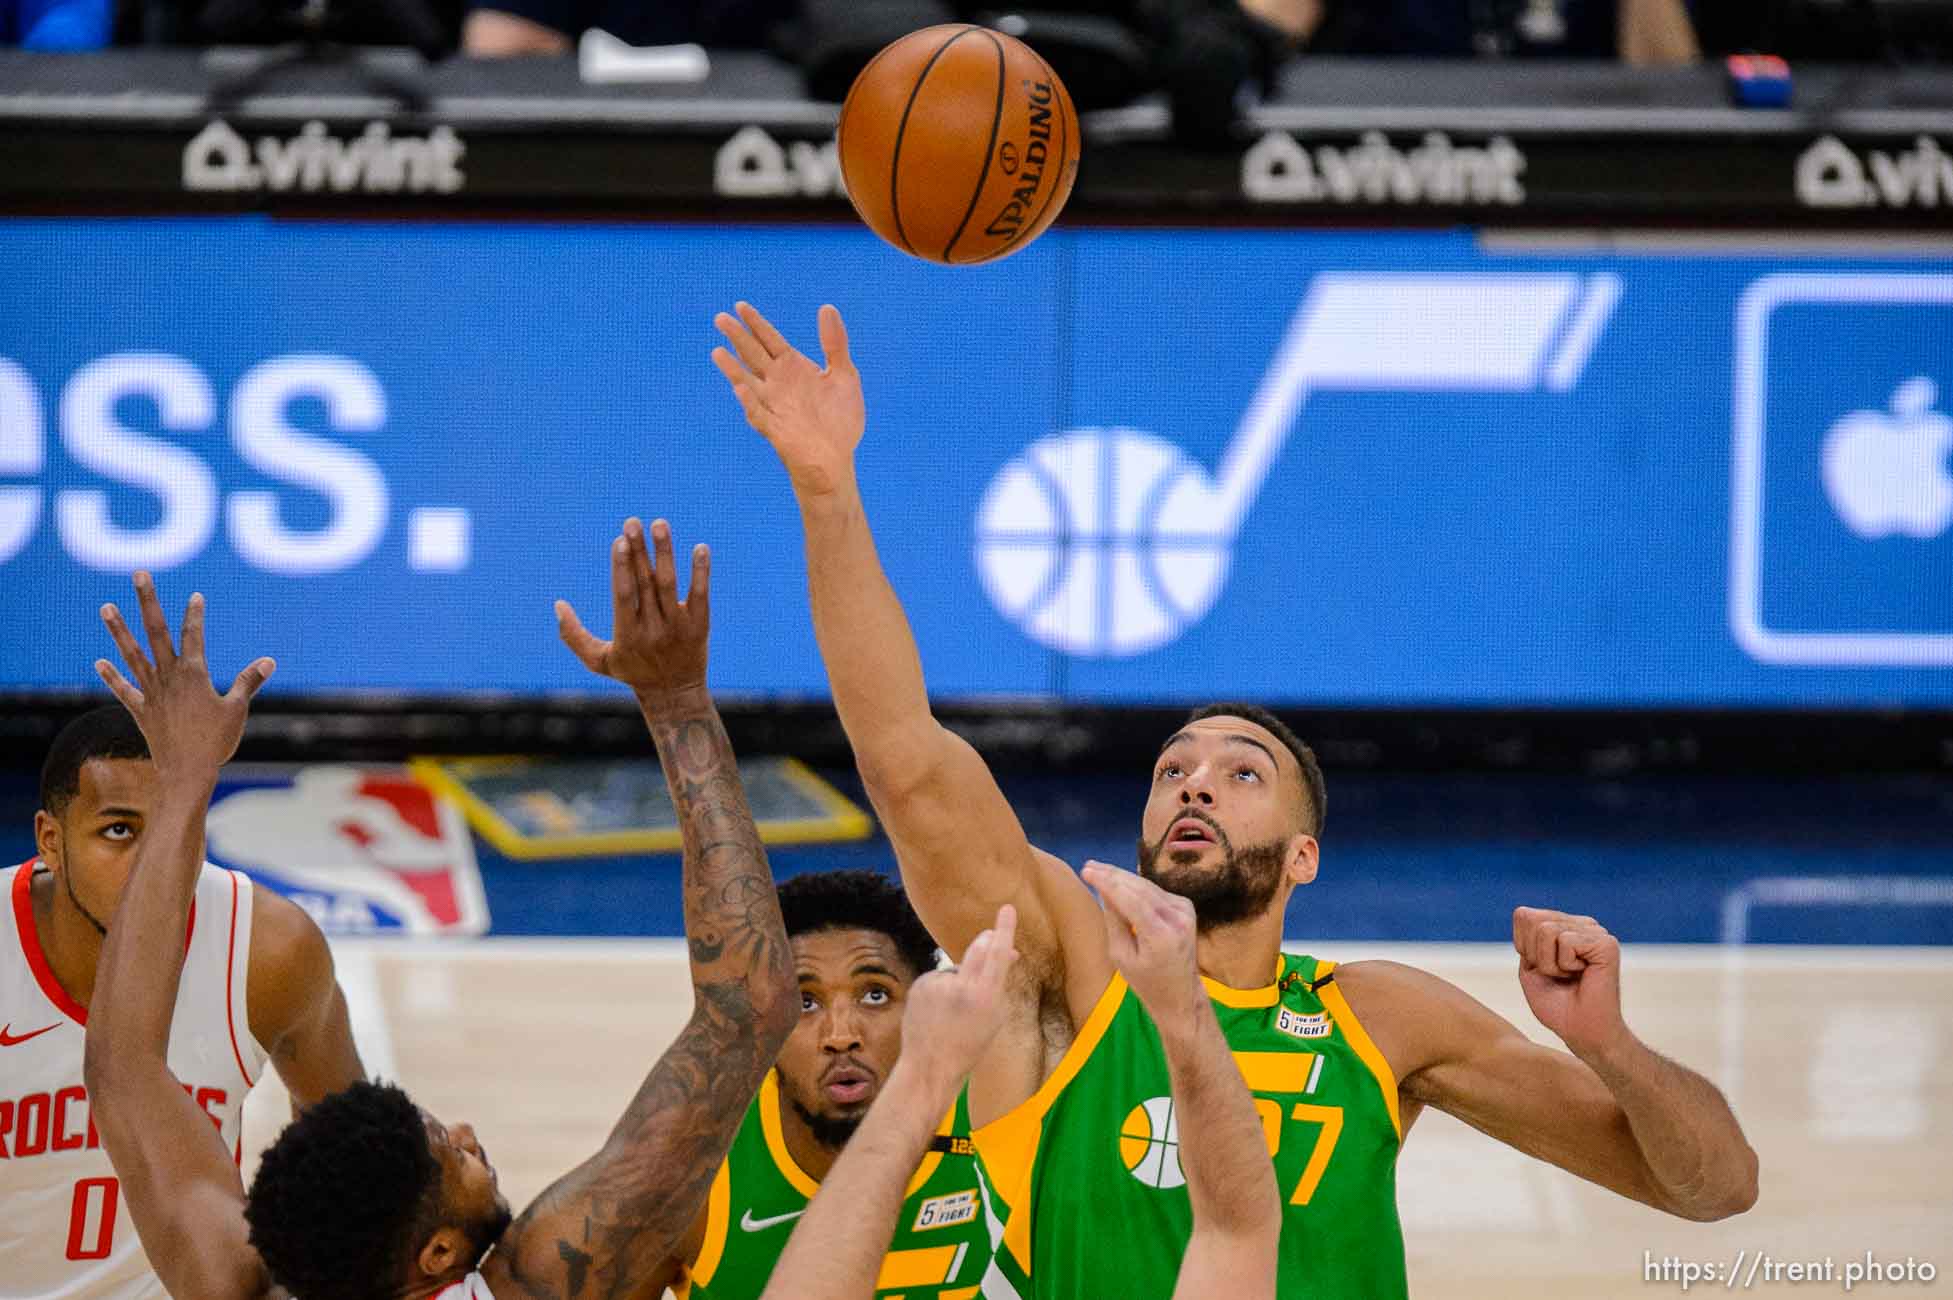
[899,904,1019,1097]
[1083,862,1204,1033]
[711,302,865,499]
[95,572,275,779]
[556,518,712,709]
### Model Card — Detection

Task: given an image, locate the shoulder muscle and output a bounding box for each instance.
[245,886,336,1049]
[1330,958,1518,1089]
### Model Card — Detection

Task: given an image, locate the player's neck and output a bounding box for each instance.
[776,1093,842,1183]
[30,870,104,1012]
[1193,909,1285,991]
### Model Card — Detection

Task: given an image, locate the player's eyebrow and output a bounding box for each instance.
[1157,730,1278,768]
[1219,734,1279,767]
[851,962,899,980]
[93,805,144,820]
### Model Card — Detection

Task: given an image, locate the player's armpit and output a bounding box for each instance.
[1337,960,1671,1211]
[246,886,366,1109]
[939,845,1115,1128]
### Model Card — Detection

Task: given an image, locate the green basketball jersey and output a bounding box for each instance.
[676,1070,996,1300]
[972,954,1406,1300]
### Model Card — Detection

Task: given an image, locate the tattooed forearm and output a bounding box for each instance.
[648,704,793,1007]
[498,689,795,1300]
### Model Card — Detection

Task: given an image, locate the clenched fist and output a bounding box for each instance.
[1513,906,1627,1059]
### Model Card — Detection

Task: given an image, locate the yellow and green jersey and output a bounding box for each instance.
[972,953,1407,1299]
[675,1070,996,1300]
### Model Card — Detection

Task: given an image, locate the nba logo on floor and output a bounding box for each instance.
[1730,273,1953,666]
[204,766,489,936]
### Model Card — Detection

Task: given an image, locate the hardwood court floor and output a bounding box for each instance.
[241,942,1952,1299]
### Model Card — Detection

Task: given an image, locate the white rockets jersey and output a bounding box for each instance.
[0,859,269,1300]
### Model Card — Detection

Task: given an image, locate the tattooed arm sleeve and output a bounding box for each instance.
[487,685,797,1300]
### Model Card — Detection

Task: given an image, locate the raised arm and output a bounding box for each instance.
[1084,864,1281,1300]
[485,519,798,1300]
[1341,908,1758,1221]
[711,303,1110,1012]
[81,574,278,1300]
[759,906,1019,1300]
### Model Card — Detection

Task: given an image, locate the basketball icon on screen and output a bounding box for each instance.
[974,429,1232,658]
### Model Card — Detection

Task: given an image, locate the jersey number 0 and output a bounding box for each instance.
[66,1176,119,1261]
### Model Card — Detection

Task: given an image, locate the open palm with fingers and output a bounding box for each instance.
[711,302,865,499]
[556,517,712,706]
[95,572,275,775]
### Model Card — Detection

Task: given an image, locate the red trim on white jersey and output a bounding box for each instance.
[223,871,255,1089]
[13,860,86,1025]
[433,1272,496,1300]
[10,858,198,1028]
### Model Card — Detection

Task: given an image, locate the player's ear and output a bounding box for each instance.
[33,810,63,870]
[1284,833,1319,888]
[416,1223,467,1280]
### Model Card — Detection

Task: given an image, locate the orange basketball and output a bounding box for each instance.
[837,24,1080,265]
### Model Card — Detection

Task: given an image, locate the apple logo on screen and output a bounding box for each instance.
[1821,376,1953,540]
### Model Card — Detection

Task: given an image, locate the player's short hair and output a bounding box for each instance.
[245,1081,444,1300]
[1184,702,1326,837]
[779,870,939,980]
[39,705,149,818]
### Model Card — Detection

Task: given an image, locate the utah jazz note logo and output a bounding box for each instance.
[1119,1097,1186,1190]
[974,272,1621,657]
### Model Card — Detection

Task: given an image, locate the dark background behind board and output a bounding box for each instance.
[5,762,1947,945]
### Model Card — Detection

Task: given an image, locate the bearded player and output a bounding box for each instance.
[711,303,1759,1299]
[81,520,796,1300]
[645,869,993,1299]
[2,701,364,1297]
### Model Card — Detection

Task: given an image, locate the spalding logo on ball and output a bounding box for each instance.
[838,24,1080,264]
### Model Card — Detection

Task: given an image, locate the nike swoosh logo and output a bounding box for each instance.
[0,1022,61,1047]
[739,1208,806,1233]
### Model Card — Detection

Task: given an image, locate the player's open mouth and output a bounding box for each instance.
[1168,817,1217,845]
[823,1070,874,1104]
